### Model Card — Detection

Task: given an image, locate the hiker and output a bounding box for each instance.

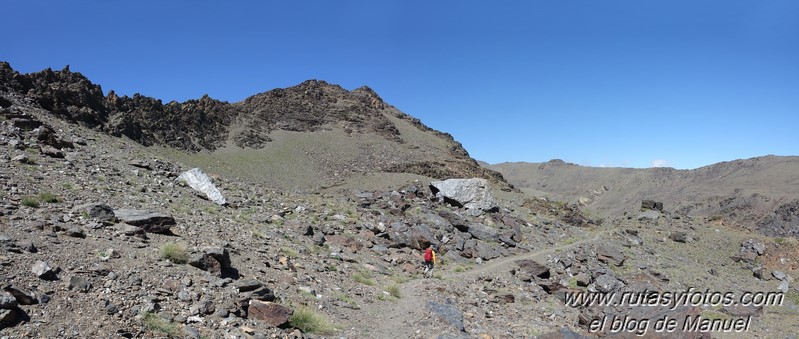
[423,245,437,278]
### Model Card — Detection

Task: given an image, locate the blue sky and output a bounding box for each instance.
[4,1,798,169]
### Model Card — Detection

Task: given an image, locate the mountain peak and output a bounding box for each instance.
[0,62,510,187]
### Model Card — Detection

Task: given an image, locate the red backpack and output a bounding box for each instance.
[424,248,433,262]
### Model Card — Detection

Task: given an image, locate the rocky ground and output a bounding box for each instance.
[2,66,799,338]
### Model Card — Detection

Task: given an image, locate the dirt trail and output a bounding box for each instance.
[355,230,609,338]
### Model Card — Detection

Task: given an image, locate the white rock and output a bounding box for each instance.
[177,168,226,205]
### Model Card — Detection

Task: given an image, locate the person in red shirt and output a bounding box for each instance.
[423,245,437,278]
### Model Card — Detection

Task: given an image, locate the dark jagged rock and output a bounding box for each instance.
[641,199,664,211]
[515,259,550,282]
[114,209,175,234]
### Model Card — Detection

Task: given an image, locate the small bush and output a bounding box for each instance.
[353,271,376,286]
[289,306,335,334]
[333,293,356,306]
[387,284,401,299]
[21,197,39,208]
[280,247,299,258]
[38,192,58,203]
[159,243,189,264]
[142,312,179,337]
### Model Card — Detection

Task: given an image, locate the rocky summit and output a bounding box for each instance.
[1,62,798,338]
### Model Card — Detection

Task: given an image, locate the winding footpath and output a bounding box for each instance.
[354,229,610,338]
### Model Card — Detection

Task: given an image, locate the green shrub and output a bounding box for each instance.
[352,271,376,286]
[142,312,179,337]
[38,192,58,203]
[289,306,335,334]
[387,284,401,299]
[159,243,189,264]
[21,197,39,208]
[280,247,299,258]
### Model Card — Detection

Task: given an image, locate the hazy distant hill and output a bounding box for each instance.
[0,61,507,190]
[489,156,799,236]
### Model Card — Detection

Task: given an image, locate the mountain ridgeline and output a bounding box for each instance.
[489,156,799,237]
[0,62,508,189]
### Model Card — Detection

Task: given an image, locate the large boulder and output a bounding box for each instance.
[464,223,500,241]
[515,259,550,281]
[593,274,624,293]
[189,246,232,277]
[177,168,226,205]
[430,178,498,216]
[114,209,176,234]
[595,245,625,267]
[406,223,436,250]
[71,203,117,224]
[247,301,292,327]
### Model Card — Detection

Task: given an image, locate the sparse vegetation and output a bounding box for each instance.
[289,306,335,335]
[333,292,356,306]
[280,247,299,258]
[353,271,376,286]
[21,196,39,208]
[453,264,473,273]
[785,290,799,306]
[38,192,58,203]
[387,284,401,299]
[159,243,189,264]
[142,312,180,337]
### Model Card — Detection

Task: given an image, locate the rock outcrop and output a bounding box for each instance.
[430,178,499,216]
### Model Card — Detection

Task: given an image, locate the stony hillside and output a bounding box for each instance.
[2,63,799,338]
[489,157,799,237]
[0,62,507,191]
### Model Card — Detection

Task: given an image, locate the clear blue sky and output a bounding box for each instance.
[4,1,798,169]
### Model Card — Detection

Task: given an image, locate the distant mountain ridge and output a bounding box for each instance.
[488,155,799,236]
[0,62,508,188]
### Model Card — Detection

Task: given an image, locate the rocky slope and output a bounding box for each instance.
[0,62,507,190]
[489,157,799,237]
[2,62,799,338]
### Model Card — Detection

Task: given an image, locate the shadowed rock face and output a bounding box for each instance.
[0,62,509,186]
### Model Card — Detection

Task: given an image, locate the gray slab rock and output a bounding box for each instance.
[114,209,175,234]
[68,276,91,292]
[177,168,226,205]
[637,210,661,221]
[427,301,465,332]
[430,178,498,216]
[465,223,500,241]
[593,274,624,293]
[71,203,117,224]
